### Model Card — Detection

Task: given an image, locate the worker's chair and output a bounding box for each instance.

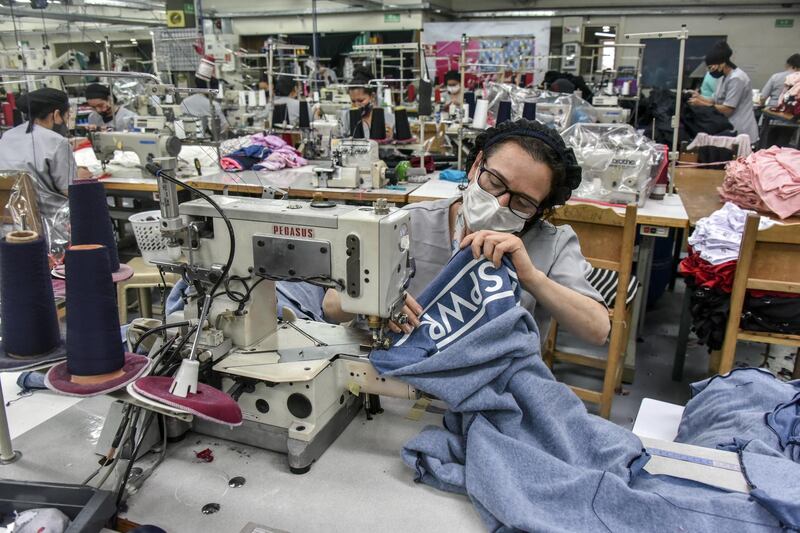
[543,203,638,419]
[116,257,181,323]
[716,214,800,375]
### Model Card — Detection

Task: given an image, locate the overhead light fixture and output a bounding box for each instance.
[603,25,611,32]
[95,39,102,44]
[595,32,617,38]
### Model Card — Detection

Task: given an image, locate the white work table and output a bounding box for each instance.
[1,394,483,533]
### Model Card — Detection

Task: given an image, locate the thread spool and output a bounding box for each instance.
[195,56,215,81]
[394,107,413,141]
[0,231,61,357]
[69,179,120,272]
[349,108,364,138]
[472,99,489,129]
[298,100,311,129]
[65,244,124,378]
[369,107,386,140]
[383,88,393,108]
[522,101,537,120]
[496,100,512,125]
[418,80,433,116]
[258,90,267,107]
[272,103,288,126]
[464,91,476,118]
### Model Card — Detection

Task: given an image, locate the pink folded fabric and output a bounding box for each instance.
[250,133,287,149]
[722,147,800,219]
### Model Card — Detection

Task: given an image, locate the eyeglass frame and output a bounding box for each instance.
[476,164,542,220]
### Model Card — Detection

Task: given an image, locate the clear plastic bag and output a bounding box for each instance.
[483,83,599,131]
[561,123,666,206]
[2,171,70,266]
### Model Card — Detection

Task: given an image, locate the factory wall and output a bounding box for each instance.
[230,11,424,36]
[616,14,800,87]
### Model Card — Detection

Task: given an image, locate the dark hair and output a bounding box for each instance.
[705,40,733,66]
[444,70,460,84]
[85,83,111,100]
[550,78,576,94]
[350,67,375,95]
[195,77,219,90]
[788,53,800,70]
[465,118,582,223]
[17,88,70,121]
[275,75,295,97]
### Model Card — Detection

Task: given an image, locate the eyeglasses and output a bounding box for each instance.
[477,165,540,219]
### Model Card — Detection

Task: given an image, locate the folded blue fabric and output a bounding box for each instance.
[230,144,269,159]
[439,168,466,182]
[676,368,800,463]
[370,248,788,532]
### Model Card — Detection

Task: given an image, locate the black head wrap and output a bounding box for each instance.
[84,83,111,100]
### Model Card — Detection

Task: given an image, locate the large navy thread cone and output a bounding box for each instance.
[68,179,120,272]
[0,231,66,371]
[45,244,148,396]
[369,107,387,140]
[394,107,413,141]
[349,108,364,138]
[496,100,512,125]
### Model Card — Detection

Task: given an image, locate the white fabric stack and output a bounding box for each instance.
[688,202,776,264]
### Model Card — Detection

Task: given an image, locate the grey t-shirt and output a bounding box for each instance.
[87,106,137,131]
[180,93,230,133]
[0,122,75,221]
[713,67,759,142]
[760,70,789,107]
[402,197,604,342]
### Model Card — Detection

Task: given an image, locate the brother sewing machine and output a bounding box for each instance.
[89,131,182,179]
[133,162,416,472]
[312,138,388,189]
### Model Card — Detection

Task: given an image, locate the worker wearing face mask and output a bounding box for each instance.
[342,67,395,138]
[443,69,464,106]
[688,40,759,143]
[323,119,610,347]
[0,88,92,221]
[84,83,137,131]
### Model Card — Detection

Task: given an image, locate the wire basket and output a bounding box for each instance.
[129,210,175,265]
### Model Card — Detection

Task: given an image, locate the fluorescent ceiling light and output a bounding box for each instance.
[595,32,616,38]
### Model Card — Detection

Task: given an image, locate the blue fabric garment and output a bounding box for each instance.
[676,368,800,463]
[16,371,46,392]
[739,440,800,530]
[165,279,327,323]
[230,144,270,159]
[439,168,466,182]
[370,249,788,532]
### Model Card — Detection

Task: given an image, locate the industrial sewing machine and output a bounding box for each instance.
[564,123,664,207]
[312,138,388,189]
[133,164,416,472]
[89,131,182,178]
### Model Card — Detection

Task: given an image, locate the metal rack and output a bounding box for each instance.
[624,25,689,193]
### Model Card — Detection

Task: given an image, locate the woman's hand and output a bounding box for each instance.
[460,230,538,283]
[388,293,423,334]
[77,166,94,180]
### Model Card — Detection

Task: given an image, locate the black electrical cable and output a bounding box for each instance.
[146,165,235,300]
[115,406,141,508]
[131,321,192,353]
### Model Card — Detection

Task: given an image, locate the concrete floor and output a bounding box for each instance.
[1,278,793,532]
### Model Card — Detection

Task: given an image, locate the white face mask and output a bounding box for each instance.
[447,85,461,94]
[461,179,526,233]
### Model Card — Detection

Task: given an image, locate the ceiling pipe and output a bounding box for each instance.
[0,6,165,26]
